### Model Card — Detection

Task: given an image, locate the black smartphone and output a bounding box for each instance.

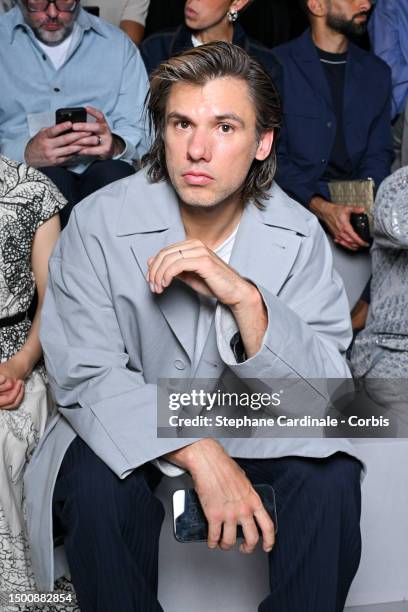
[173,484,278,543]
[55,107,87,125]
[350,212,372,246]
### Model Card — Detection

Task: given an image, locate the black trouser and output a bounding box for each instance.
[53,437,362,612]
[40,160,135,228]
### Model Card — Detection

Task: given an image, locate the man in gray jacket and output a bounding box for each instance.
[27,42,362,611]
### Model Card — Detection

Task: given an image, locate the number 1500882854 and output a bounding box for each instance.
[6,592,74,604]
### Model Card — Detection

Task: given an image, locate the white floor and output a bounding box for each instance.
[347,603,408,612]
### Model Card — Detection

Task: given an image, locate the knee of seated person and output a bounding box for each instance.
[86,159,135,182]
[58,438,162,526]
[297,453,362,503]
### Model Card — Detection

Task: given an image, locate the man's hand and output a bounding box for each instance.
[71,106,125,160]
[166,439,275,554]
[24,122,88,167]
[147,238,253,305]
[147,238,268,357]
[0,363,25,410]
[309,196,370,251]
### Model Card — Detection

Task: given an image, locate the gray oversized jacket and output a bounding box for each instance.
[25,169,360,590]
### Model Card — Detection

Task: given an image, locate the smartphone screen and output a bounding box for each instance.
[55,107,87,125]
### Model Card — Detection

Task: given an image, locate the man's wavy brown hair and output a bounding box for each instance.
[142,41,281,208]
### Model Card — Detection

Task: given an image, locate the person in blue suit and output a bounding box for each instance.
[273,0,393,252]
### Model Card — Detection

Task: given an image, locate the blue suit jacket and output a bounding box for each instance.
[273,29,393,207]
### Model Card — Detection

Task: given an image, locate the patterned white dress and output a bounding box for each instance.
[0,157,78,611]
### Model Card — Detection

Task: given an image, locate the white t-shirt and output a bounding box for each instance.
[191,34,201,48]
[37,23,80,70]
[81,0,150,27]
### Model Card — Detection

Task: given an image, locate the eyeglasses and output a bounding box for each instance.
[26,0,78,12]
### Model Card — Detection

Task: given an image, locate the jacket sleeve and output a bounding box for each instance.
[215,215,352,406]
[109,37,151,161]
[373,168,408,250]
[274,115,327,208]
[40,210,196,479]
[353,65,393,191]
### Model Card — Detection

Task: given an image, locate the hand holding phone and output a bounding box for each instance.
[173,484,278,547]
[24,121,88,168]
[68,106,124,160]
[166,440,276,554]
[350,212,372,246]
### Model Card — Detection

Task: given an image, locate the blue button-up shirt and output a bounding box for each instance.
[0,7,150,172]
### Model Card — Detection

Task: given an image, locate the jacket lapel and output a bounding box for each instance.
[343,42,365,116]
[194,185,309,378]
[228,203,303,297]
[291,29,333,111]
[343,43,365,161]
[117,174,199,365]
[170,25,195,56]
[130,227,200,366]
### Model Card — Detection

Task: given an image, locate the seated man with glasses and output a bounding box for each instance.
[0,0,150,226]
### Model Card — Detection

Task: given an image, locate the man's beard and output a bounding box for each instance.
[172,179,245,212]
[36,25,72,45]
[17,0,78,46]
[326,11,369,37]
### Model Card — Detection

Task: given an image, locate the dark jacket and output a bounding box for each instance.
[141,22,282,88]
[272,29,393,207]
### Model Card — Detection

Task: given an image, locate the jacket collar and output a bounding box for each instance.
[169,22,249,56]
[290,27,364,63]
[289,28,365,110]
[116,167,311,238]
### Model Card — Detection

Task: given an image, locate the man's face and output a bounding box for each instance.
[164,77,273,209]
[325,0,372,37]
[184,0,233,31]
[18,0,79,45]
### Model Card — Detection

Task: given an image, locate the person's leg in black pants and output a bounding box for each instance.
[53,436,165,612]
[38,166,81,228]
[236,453,362,612]
[78,160,135,201]
[40,160,135,228]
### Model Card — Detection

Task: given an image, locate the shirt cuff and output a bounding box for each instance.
[215,303,240,364]
[112,134,130,161]
[215,301,268,366]
[152,458,186,477]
